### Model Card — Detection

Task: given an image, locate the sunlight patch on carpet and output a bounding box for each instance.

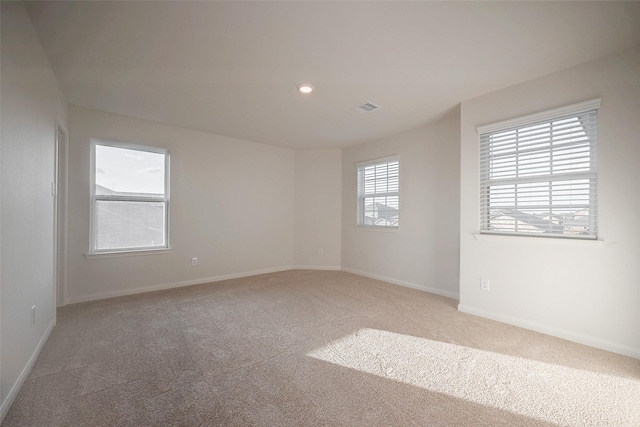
[307,328,640,426]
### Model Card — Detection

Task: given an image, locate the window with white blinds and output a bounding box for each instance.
[479,99,600,239]
[357,157,399,228]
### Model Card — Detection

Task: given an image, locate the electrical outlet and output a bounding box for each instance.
[31,305,36,325]
[480,278,490,291]
[191,257,198,266]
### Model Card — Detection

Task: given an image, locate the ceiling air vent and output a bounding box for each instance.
[354,102,381,114]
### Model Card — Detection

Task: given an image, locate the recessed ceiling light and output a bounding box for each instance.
[297,83,314,94]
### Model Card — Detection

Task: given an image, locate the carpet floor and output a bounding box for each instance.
[3,270,639,426]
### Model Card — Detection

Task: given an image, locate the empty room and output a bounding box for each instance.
[2,1,640,426]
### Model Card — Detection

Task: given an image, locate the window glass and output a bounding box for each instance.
[357,158,399,227]
[480,109,597,239]
[95,145,165,195]
[92,142,169,253]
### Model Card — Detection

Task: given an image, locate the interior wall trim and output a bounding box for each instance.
[66,266,295,304]
[341,267,460,300]
[0,319,55,424]
[458,304,640,360]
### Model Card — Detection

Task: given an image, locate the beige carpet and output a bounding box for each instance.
[3,270,639,426]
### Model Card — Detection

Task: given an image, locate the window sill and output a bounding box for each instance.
[84,248,172,260]
[473,233,605,248]
[355,225,399,233]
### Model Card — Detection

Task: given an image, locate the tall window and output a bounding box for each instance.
[357,156,399,228]
[479,99,599,239]
[91,141,170,253]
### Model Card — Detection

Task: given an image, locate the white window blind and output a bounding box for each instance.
[479,100,599,239]
[357,157,399,227]
[91,141,170,253]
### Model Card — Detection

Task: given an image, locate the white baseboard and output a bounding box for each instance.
[293,265,341,271]
[458,304,640,360]
[0,318,56,423]
[67,265,459,304]
[66,265,295,304]
[341,267,460,300]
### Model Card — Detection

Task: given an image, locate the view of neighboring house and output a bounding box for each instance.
[362,202,399,226]
[95,185,165,250]
[489,208,591,236]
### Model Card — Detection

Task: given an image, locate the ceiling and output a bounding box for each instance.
[24,1,640,149]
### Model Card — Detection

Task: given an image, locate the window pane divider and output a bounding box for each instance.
[483,171,596,186]
[95,195,167,203]
[359,191,399,198]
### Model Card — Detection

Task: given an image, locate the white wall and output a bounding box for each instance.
[459,47,640,359]
[294,150,342,269]
[1,1,68,419]
[66,106,295,303]
[341,115,461,299]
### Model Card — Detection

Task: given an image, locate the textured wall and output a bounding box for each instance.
[294,150,342,269]
[341,115,461,299]
[66,106,295,303]
[1,0,68,415]
[459,47,640,358]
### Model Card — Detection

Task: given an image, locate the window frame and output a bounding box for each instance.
[477,99,600,240]
[356,155,400,229]
[89,139,171,255]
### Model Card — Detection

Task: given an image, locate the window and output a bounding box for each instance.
[357,156,399,227]
[479,99,600,239]
[90,141,170,253]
